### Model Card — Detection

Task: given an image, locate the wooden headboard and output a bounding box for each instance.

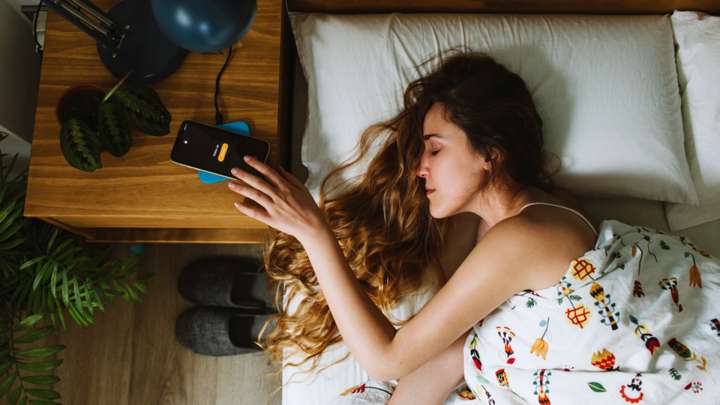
[286,0,720,14]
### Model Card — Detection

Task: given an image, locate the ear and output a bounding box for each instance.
[482,147,505,170]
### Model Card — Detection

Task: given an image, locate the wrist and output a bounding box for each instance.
[299,224,334,248]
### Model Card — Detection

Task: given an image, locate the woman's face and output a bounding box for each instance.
[416,103,490,218]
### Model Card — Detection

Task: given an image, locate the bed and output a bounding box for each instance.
[278,1,720,404]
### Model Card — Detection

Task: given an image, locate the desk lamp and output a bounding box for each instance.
[44,0,257,83]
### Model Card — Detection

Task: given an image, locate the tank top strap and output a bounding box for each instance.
[519,202,598,236]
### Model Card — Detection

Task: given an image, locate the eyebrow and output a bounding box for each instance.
[423,134,443,140]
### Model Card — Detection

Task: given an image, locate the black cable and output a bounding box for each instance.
[33,0,44,55]
[214,46,233,125]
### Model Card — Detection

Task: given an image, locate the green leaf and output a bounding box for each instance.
[51,238,75,259]
[588,381,606,392]
[55,245,81,264]
[98,100,132,157]
[15,344,65,358]
[19,256,46,271]
[46,228,60,255]
[72,278,81,307]
[0,220,24,244]
[49,264,59,299]
[32,261,50,291]
[0,237,24,251]
[20,375,60,385]
[0,198,17,225]
[0,361,11,375]
[59,117,102,172]
[25,388,60,400]
[0,372,17,397]
[9,383,23,405]
[92,287,105,312]
[15,359,63,373]
[19,314,43,328]
[110,83,171,135]
[14,326,54,344]
[61,272,69,305]
[53,300,66,331]
[67,304,89,327]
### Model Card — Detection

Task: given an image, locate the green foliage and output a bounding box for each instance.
[58,77,171,172]
[109,83,171,136]
[0,130,154,404]
[97,100,132,157]
[59,118,102,172]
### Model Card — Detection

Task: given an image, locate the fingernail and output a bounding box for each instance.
[244,156,252,162]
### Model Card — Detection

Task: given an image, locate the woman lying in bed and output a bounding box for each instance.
[228,52,719,404]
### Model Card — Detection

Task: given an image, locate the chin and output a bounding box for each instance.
[429,205,456,219]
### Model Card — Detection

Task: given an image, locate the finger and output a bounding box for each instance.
[242,156,289,192]
[231,166,280,199]
[228,181,274,209]
[234,200,271,223]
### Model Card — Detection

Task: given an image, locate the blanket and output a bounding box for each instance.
[462,219,720,404]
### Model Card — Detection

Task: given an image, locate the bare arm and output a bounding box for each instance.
[301,210,540,380]
[388,330,468,405]
[386,215,481,404]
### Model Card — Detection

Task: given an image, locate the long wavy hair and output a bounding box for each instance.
[257,50,559,385]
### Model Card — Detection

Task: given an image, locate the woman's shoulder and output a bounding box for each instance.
[496,188,597,290]
[525,187,595,230]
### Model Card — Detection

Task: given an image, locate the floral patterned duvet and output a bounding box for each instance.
[462,219,720,404]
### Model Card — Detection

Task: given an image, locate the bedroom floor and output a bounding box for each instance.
[44,242,282,405]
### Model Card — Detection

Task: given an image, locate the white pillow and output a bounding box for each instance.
[665,11,720,230]
[291,13,698,204]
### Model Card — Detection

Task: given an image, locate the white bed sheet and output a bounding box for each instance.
[283,56,720,405]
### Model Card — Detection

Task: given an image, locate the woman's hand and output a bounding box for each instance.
[228,156,329,242]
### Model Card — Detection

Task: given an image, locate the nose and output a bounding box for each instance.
[416,154,429,178]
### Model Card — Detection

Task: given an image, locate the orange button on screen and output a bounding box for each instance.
[218,143,229,162]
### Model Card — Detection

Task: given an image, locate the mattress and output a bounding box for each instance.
[282,47,720,405]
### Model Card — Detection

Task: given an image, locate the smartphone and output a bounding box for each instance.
[170,120,270,181]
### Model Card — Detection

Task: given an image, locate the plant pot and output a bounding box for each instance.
[56,85,105,127]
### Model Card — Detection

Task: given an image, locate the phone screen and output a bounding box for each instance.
[170,121,270,180]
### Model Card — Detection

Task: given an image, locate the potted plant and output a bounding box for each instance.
[57,74,172,172]
[0,130,154,404]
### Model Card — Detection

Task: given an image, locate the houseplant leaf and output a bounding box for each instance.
[19,375,59,385]
[15,344,65,359]
[59,118,102,172]
[15,360,63,373]
[0,373,16,397]
[97,100,132,157]
[110,83,171,136]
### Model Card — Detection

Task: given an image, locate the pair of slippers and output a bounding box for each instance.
[175,255,278,356]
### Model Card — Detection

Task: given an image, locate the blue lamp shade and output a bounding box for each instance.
[151,0,257,53]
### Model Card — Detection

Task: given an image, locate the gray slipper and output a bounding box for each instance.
[177,255,274,310]
[175,306,276,356]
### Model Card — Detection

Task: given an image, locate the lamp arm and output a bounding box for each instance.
[44,0,121,50]
[65,0,114,27]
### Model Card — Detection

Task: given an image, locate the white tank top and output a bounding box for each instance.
[517,202,598,236]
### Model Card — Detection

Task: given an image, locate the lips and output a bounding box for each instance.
[426,189,435,195]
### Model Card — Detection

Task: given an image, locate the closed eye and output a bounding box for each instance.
[431,150,439,156]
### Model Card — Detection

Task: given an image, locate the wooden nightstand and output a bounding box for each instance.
[23,0,292,244]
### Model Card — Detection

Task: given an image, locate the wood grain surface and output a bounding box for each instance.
[24,0,286,243]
